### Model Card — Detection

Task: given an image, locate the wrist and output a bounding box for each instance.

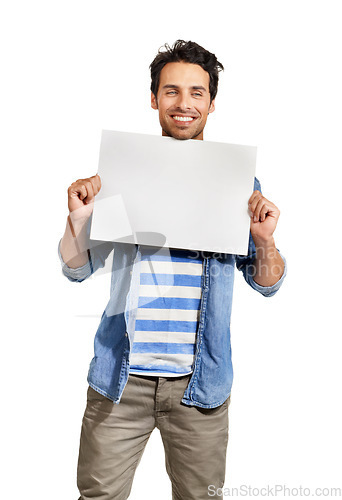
[68,212,90,237]
[253,235,275,250]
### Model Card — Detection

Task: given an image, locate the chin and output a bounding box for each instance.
[163,127,199,141]
[172,133,192,141]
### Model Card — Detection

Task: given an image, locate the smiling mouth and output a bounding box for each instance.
[171,115,196,123]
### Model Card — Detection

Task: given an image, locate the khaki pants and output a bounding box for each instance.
[77,373,230,500]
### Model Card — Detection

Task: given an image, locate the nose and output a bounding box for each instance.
[175,91,191,111]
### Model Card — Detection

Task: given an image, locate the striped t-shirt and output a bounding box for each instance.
[129,246,203,377]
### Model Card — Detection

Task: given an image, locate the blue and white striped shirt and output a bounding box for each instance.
[129,246,203,377]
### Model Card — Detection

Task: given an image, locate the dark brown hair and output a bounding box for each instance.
[150,40,224,103]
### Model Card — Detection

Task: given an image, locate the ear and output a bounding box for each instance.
[151,92,158,110]
[208,99,215,114]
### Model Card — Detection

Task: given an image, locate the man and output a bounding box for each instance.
[59,40,287,500]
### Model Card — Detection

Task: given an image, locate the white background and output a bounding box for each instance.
[1,1,341,498]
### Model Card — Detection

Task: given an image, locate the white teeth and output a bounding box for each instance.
[173,116,194,122]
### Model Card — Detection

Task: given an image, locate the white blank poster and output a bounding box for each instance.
[90,130,256,255]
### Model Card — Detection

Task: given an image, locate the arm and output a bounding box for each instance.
[251,237,285,287]
[235,178,287,297]
[248,186,285,287]
[59,212,92,270]
[58,174,113,282]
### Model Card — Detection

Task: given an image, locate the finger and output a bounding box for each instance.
[256,199,277,222]
[248,191,262,214]
[92,173,101,182]
[248,190,262,205]
[259,202,269,222]
[89,174,101,195]
[253,197,266,222]
[68,182,88,202]
[82,180,95,203]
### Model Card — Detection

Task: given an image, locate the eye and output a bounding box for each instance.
[166,91,177,95]
[193,92,202,97]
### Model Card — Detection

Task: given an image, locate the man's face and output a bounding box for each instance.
[151,61,215,141]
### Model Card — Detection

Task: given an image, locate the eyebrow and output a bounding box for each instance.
[162,84,208,93]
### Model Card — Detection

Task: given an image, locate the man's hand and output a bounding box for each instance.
[60,174,101,267]
[68,174,101,222]
[248,190,280,244]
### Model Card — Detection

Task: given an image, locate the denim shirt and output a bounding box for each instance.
[58,177,287,408]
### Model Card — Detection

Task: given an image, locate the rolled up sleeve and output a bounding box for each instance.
[237,250,287,297]
[57,214,114,283]
[57,238,93,282]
